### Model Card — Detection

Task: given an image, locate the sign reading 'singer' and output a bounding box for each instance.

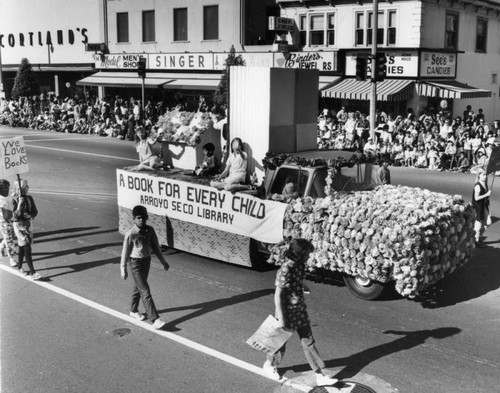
[0,137,29,178]
[116,170,287,243]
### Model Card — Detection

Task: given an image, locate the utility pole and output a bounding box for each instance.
[369,0,378,140]
[137,58,146,112]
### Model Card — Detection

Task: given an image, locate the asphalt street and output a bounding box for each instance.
[0,127,499,393]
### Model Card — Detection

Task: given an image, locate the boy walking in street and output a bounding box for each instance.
[120,205,169,329]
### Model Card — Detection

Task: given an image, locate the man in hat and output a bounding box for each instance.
[363,136,377,154]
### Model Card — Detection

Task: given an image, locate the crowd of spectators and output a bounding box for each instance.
[0,93,224,141]
[317,105,500,173]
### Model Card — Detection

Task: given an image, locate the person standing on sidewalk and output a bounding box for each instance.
[472,168,492,247]
[0,179,18,268]
[120,205,169,329]
[12,179,40,280]
[263,238,338,387]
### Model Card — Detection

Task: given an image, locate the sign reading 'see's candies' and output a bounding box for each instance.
[0,137,29,177]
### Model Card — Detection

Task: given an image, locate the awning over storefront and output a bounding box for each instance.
[319,75,342,91]
[321,78,414,101]
[76,71,221,90]
[416,80,491,99]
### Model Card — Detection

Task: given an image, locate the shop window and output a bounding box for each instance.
[355,13,364,46]
[299,14,307,46]
[387,10,397,45]
[476,17,487,53]
[492,73,497,84]
[309,15,324,45]
[203,5,219,40]
[445,12,459,50]
[367,12,384,46]
[142,10,155,42]
[117,12,129,43]
[174,8,188,41]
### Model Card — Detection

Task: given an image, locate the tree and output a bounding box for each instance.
[213,45,245,109]
[11,58,40,100]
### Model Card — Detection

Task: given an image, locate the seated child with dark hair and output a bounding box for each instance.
[195,142,219,176]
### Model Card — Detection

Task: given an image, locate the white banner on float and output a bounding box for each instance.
[116,170,286,243]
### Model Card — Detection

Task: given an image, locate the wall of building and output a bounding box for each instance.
[106,0,244,54]
[280,1,423,50]
[421,0,500,119]
[0,0,103,65]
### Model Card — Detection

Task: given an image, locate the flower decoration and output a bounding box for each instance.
[266,185,476,299]
[156,110,213,146]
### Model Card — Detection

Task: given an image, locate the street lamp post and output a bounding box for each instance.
[369,0,378,140]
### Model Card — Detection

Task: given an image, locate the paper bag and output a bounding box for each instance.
[246,315,293,353]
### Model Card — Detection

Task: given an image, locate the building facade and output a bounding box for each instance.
[277,0,500,120]
[0,0,105,98]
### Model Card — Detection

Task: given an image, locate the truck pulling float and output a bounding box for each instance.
[117,67,476,300]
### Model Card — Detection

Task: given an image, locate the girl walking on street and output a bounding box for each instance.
[263,238,338,387]
[12,179,40,279]
[472,169,491,247]
[0,179,18,267]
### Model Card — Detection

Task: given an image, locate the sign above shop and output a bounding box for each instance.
[346,50,419,78]
[419,51,456,79]
[96,51,339,73]
[85,42,106,52]
[268,17,294,31]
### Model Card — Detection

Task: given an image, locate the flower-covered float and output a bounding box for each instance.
[156,110,214,146]
[155,110,220,169]
[263,152,476,299]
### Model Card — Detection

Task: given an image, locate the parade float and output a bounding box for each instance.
[117,66,476,300]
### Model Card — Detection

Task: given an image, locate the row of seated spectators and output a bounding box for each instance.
[317,105,500,173]
[0,93,223,140]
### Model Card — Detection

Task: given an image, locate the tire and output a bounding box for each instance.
[249,239,273,271]
[343,275,385,300]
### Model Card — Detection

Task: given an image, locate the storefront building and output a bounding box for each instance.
[0,0,105,98]
[276,0,499,121]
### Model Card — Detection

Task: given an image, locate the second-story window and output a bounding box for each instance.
[367,12,384,46]
[355,13,364,45]
[298,12,335,47]
[309,15,324,45]
[476,17,487,53]
[327,13,335,45]
[387,10,397,45]
[299,15,307,47]
[445,12,459,50]
[142,10,155,42]
[174,8,188,41]
[203,5,219,40]
[117,12,129,43]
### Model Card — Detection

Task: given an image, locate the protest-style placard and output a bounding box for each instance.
[0,136,29,178]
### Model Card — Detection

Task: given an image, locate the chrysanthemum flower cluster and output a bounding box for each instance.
[157,110,213,146]
[268,185,476,298]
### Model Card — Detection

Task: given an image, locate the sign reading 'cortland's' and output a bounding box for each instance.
[116,170,287,243]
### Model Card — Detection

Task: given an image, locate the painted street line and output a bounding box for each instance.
[0,264,311,392]
[25,144,138,162]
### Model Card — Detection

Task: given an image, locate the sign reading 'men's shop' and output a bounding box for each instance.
[117,170,287,243]
[0,137,29,177]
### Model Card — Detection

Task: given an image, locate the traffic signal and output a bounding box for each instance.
[137,58,147,78]
[355,57,367,81]
[374,53,387,82]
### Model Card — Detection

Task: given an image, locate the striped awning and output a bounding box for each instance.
[321,78,414,101]
[417,80,491,99]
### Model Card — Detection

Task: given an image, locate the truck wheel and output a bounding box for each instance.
[249,239,273,271]
[343,275,385,300]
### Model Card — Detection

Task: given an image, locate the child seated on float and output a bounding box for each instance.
[195,143,219,176]
[135,126,163,171]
